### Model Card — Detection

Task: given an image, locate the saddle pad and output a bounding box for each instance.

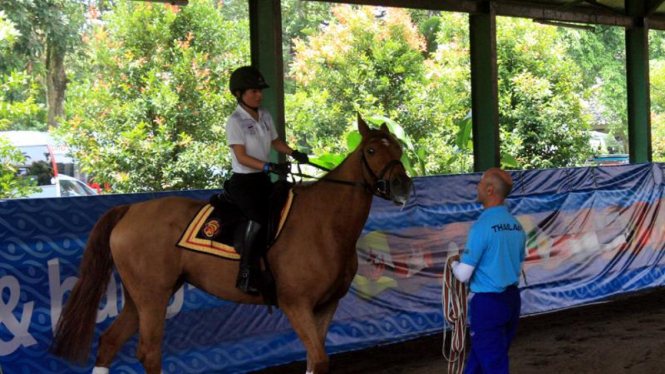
[177,190,295,260]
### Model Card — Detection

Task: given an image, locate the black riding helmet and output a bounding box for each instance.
[229,66,270,97]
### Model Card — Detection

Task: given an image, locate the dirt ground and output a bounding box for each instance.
[253,287,665,374]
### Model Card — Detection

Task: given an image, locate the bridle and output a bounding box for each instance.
[288,142,405,200]
[360,152,403,199]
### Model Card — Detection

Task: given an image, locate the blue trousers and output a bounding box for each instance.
[464,286,521,374]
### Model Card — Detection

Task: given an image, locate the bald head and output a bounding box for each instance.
[483,168,513,199]
[476,168,513,209]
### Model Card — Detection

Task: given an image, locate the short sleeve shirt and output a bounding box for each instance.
[226,105,278,174]
[461,205,526,293]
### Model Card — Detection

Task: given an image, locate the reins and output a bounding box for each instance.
[291,162,368,189]
[442,260,469,374]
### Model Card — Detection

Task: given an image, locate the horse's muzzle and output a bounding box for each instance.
[390,174,413,205]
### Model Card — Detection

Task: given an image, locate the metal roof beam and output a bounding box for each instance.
[133,0,189,5]
[647,0,665,16]
[494,1,634,27]
[305,0,484,13]
[581,0,623,14]
[309,0,636,27]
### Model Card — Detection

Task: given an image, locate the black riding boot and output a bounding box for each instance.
[235,220,262,294]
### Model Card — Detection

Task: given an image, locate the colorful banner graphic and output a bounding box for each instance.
[1,163,664,373]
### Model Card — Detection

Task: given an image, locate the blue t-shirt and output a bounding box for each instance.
[461,205,526,293]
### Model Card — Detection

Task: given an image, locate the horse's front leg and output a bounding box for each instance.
[306,300,340,372]
[283,303,329,374]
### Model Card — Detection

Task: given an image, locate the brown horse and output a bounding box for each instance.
[51,117,412,374]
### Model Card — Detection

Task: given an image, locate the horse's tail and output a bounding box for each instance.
[50,204,130,365]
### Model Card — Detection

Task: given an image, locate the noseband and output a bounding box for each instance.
[360,152,403,199]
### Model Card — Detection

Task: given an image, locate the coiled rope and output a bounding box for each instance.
[442,260,469,374]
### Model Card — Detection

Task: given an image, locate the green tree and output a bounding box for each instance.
[497,18,593,169]
[281,0,332,83]
[0,14,39,198]
[57,0,250,192]
[650,57,665,161]
[562,25,627,143]
[286,7,472,174]
[0,10,46,130]
[0,136,40,198]
[0,0,86,128]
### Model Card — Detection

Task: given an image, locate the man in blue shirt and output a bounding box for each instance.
[448,167,526,374]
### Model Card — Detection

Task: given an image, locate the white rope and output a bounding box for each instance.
[442,260,469,374]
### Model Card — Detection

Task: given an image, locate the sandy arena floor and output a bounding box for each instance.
[253,287,665,374]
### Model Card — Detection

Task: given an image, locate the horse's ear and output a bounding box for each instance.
[358,114,370,137]
[379,123,390,134]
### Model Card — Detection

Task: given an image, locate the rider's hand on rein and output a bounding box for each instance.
[291,150,309,164]
[265,162,290,176]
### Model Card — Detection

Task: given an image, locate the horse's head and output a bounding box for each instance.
[357,116,413,205]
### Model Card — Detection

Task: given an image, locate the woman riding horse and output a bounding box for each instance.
[51,115,412,374]
[224,66,308,294]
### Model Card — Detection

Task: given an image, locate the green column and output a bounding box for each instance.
[469,8,500,172]
[626,1,652,163]
[249,0,286,163]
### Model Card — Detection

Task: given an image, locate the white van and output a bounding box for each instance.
[0,131,96,198]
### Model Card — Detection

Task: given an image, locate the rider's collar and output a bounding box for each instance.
[236,104,262,122]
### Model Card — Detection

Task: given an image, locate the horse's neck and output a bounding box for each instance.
[310,150,373,219]
[327,150,366,185]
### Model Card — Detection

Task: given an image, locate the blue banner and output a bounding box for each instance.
[1,163,665,373]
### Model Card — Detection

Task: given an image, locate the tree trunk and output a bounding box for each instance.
[46,41,67,128]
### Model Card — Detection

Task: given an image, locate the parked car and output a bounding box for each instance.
[1,131,96,198]
[26,174,97,198]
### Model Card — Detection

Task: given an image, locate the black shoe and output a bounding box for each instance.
[236,268,260,295]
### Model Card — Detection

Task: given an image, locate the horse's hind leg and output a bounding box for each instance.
[94,291,139,370]
[133,290,171,374]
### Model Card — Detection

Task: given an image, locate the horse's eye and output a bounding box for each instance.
[367,148,376,155]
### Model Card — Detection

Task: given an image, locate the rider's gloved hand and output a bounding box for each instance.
[263,162,290,176]
[291,150,309,164]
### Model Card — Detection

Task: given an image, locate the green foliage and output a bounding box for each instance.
[497,18,593,169]
[1,2,639,187]
[287,8,472,175]
[649,43,665,161]
[0,0,85,73]
[561,25,627,141]
[0,137,39,198]
[0,70,45,130]
[0,0,85,128]
[56,0,249,192]
[281,0,332,87]
[0,11,19,49]
[0,11,45,131]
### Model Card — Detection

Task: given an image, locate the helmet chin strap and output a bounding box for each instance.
[237,96,259,112]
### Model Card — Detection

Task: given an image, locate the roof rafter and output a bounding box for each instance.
[580,0,623,15]
[134,0,189,5]
[306,0,484,13]
[647,0,665,16]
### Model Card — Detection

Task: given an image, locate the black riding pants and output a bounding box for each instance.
[225,172,272,226]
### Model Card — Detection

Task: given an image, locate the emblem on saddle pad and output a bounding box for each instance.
[201,219,222,238]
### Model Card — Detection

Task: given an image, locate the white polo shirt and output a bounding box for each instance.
[225,105,278,174]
